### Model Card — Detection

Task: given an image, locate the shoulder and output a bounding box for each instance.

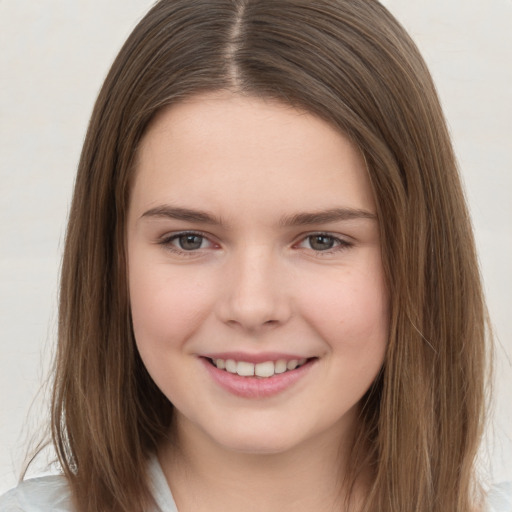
[0,474,73,512]
[0,455,176,512]
[486,481,512,512]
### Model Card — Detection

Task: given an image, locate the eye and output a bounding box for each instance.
[159,231,216,253]
[296,233,351,252]
[307,234,337,251]
[174,233,207,250]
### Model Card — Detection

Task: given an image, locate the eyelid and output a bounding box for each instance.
[155,230,353,256]
[293,231,353,253]
[157,230,219,254]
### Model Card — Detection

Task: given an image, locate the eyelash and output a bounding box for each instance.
[295,233,353,254]
[157,231,353,256]
[158,231,216,256]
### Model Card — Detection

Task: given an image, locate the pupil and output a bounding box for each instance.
[310,235,334,251]
[179,234,203,250]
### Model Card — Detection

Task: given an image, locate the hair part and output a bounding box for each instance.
[44,1,490,511]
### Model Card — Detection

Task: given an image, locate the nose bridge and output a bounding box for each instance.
[219,243,290,331]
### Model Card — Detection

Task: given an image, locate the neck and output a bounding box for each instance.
[158,411,366,512]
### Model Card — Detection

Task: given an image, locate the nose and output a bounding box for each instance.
[217,245,292,333]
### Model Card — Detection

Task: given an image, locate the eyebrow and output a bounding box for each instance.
[141,205,224,224]
[279,208,376,226]
[140,205,376,226]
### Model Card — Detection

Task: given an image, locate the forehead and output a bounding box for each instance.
[130,91,375,220]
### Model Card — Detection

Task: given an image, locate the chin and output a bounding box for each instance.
[216,434,301,456]
[202,417,319,457]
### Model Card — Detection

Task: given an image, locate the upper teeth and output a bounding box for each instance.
[213,358,307,378]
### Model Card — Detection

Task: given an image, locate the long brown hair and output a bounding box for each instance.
[48,1,489,510]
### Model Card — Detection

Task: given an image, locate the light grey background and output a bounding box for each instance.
[1,0,511,494]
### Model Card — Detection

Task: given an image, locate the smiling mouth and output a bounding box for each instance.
[206,357,314,378]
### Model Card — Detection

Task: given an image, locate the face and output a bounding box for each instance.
[127,92,388,456]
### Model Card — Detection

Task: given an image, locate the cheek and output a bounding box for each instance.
[298,264,389,356]
[128,263,212,354]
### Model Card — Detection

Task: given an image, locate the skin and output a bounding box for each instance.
[127,91,389,512]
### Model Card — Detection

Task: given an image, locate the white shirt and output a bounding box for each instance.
[0,456,177,512]
[0,457,510,511]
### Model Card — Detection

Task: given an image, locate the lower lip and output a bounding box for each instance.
[201,358,316,399]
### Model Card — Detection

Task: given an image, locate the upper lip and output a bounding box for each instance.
[201,352,314,364]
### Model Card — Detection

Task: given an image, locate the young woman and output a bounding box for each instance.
[1,0,507,511]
